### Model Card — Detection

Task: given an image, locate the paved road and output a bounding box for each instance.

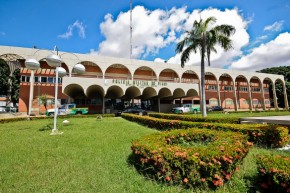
[240,115,290,125]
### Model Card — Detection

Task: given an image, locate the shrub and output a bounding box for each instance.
[122,113,289,148]
[149,113,240,124]
[131,128,253,189]
[256,154,290,192]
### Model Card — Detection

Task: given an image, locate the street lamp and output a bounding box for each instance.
[46,53,67,135]
[25,58,40,116]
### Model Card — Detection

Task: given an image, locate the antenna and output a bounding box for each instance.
[130,0,132,59]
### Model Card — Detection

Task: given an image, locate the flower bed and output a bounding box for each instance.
[122,113,289,148]
[256,154,290,192]
[149,113,240,124]
[131,128,252,189]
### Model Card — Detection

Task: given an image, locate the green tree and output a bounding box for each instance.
[176,17,235,117]
[0,59,20,106]
[37,94,49,111]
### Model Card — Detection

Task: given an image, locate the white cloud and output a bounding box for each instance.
[264,20,284,32]
[230,32,290,71]
[94,6,189,58]
[95,6,255,70]
[165,8,250,68]
[58,20,86,39]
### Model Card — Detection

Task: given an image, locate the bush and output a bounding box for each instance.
[256,154,290,192]
[131,128,253,189]
[122,113,289,148]
[149,113,240,124]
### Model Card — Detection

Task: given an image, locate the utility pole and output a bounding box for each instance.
[130,0,132,59]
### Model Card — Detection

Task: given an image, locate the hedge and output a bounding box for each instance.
[0,114,115,124]
[256,154,290,192]
[122,113,289,148]
[149,113,240,124]
[131,128,253,189]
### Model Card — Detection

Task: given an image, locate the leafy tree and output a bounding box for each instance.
[176,17,235,117]
[0,59,20,106]
[258,66,290,108]
[37,94,49,111]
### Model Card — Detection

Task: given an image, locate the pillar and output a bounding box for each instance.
[248,84,253,111]
[158,98,160,113]
[217,80,221,107]
[260,82,266,110]
[272,84,278,110]
[283,82,289,110]
[233,80,238,111]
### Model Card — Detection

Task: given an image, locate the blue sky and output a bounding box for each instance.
[1,0,290,71]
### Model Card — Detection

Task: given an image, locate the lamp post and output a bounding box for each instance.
[25,59,40,116]
[46,52,67,135]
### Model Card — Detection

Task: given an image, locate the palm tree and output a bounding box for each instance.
[176,16,235,117]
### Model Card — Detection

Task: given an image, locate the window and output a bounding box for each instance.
[243,100,249,104]
[209,99,218,105]
[264,88,269,93]
[238,87,248,92]
[48,77,54,83]
[208,85,217,90]
[41,77,47,83]
[224,86,234,91]
[226,99,233,105]
[252,87,261,92]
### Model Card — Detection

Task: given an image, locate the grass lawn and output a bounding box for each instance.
[0,117,289,193]
[202,110,290,118]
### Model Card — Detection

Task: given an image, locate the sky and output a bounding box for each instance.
[1,0,290,71]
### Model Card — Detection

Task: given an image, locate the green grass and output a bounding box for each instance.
[204,110,290,118]
[0,117,289,193]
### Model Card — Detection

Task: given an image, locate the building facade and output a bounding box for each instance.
[0,46,288,114]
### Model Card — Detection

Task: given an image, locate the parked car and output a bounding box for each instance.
[0,106,6,113]
[116,106,148,116]
[171,104,200,114]
[207,106,223,112]
[5,106,18,113]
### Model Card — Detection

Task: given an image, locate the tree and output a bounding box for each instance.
[0,59,20,106]
[38,94,49,111]
[176,17,235,117]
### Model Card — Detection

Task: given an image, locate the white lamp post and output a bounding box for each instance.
[25,59,40,116]
[46,53,67,135]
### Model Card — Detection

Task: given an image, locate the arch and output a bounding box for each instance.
[73,61,103,78]
[105,63,132,80]
[105,85,124,99]
[133,66,157,81]
[86,85,105,98]
[0,53,25,61]
[159,68,179,82]
[181,70,199,84]
[263,77,274,109]
[63,84,86,98]
[219,73,235,110]
[142,87,157,99]
[124,86,141,99]
[235,75,249,109]
[186,89,198,97]
[172,88,186,99]
[158,87,172,98]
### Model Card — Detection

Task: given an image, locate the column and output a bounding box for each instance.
[247,84,253,111]
[272,84,278,110]
[233,80,238,111]
[217,80,221,107]
[283,82,289,110]
[260,82,266,110]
